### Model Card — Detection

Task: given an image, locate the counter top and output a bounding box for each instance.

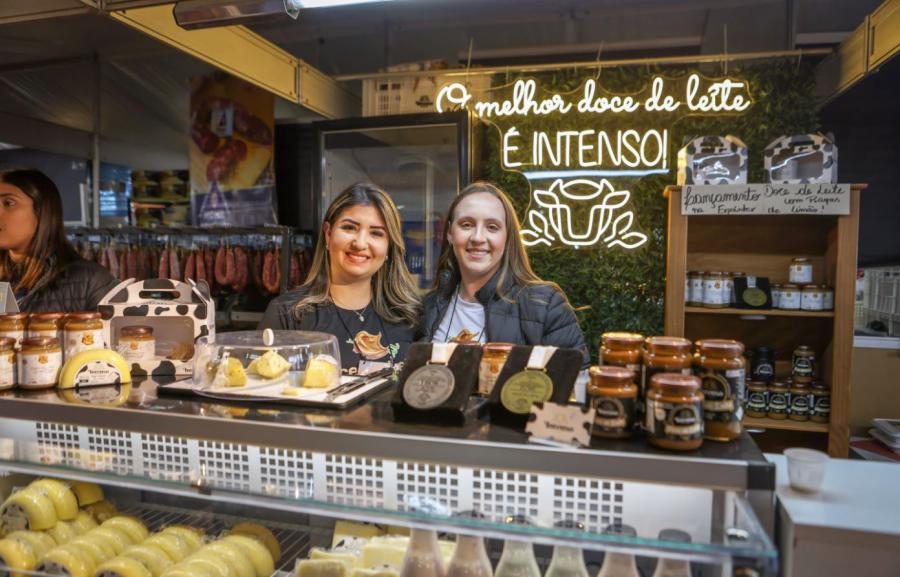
[0,379,774,492]
[767,453,900,538]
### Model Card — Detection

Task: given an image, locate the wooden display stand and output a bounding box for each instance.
[663,184,865,458]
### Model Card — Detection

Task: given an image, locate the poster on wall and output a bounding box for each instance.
[189,73,277,226]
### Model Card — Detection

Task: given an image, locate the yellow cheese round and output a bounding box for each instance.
[1,488,59,531]
[71,511,100,535]
[58,349,131,389]
[68,535,115,565]
[0,538,38,577]
[84,500,117,523]
[47,520,79,544]
[220,536,274,577]
[29,479,79,521]
[143,534,193,562]
[227,523,280,561]
[160,564,217,577]
[96,555,155,577]
[160,527,203,552]
[85,528,132,555]
[38,544,97,577]
[6,530,57,558]
[203,542,256,577]
[120,544,174,577]
[182,551,234,577]
[102,517,149,545]
[70,483,105,507]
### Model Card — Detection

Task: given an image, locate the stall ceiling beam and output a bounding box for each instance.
[814,0,900,106]
[0,0,92,24]
[0,110,93,159]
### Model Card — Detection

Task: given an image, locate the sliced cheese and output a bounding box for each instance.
[350,568,399,577]
[309,549,358,570]
[58,349,131,389]
[70,483,105,507]
[295,559,347,577]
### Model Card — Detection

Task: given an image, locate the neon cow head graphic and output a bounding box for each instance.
[520,178,648,250]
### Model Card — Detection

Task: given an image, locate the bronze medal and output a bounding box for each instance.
[500,369,554,414]
[403,364,455,409]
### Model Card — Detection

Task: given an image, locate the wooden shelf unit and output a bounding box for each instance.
[663,184,865,458]
[742,416,830,434]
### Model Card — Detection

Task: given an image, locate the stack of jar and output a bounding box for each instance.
[589,333,748,451]
[771,258,834,311]
[746,345,830,424]
[685,271,742,308]
[0,311,106,390]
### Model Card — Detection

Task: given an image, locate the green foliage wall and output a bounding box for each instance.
[476,61,819,362]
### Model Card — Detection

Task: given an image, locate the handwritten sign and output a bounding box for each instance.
[681,183,850,216]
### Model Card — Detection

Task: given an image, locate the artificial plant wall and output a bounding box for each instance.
[476,61,819,361]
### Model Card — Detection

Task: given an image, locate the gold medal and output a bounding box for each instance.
[500,369,553,414]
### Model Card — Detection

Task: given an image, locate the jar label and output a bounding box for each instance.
[591,395,635,433]
[746,390,768,412]
[646,399,703,440]
[780,291,801,309]
[703,279,728,305]
[0,351,14,388]
[699,367,745,423]
[801,292,823,311]
[751,361,775,381]
[65,329,104,358]
[791,393,811,415]
[823,292,834,310]
[0,329,24,349]
[18,350,62,388]
[689,279,704,303]
[793,355,815,377]
[477,357,506,396]
[768,392,789,414]
[790,264,813,284]
[117,338,155,362]
[812,396,831,417]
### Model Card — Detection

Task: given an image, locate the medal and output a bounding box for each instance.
[500,346,557,414]
[402,343,457,410]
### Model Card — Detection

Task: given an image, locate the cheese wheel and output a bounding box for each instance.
[69,483,104,507]
[58,349,131,389]
[102,517,149,545]
[29,480,79,521]
[1,488,59,531]
[47,521,79,545]
[159,527,203,552]
[95,555,154,577]
[160,564,217,577]
[143,534,193,562]
[350,568,399,577]
[37,544,97,577]
[310,549,358,570]
[295,559,347,577]
[202,542,255,577]
[71,512,100,535]
[0,538,38,577]
[120,545,174,577]
[182,551,234,577]
[85,528,132,555]
[69,535,116,565]
[84,501,117,523]
[6,530,57,558]
[227,523,280,562]
[220,536,274,577]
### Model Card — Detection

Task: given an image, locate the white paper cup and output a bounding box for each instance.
[784,448,829,493]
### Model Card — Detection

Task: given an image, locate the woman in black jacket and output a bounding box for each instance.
[0,168,117,312]
[422,181,590,367]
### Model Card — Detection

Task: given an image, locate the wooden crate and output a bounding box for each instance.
[663,184,865,457]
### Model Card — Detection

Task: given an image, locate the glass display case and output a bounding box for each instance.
[0,381,777,577]
[316,112,471,289]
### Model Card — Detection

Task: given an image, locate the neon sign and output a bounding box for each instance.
[436,74,753,250]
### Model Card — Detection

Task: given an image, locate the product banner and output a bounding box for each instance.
[189,73,277,226]
[681,183,850,216]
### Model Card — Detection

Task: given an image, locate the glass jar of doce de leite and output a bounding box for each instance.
[194,331,342,396]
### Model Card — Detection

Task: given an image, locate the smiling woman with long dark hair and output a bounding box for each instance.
[0,168,117,312]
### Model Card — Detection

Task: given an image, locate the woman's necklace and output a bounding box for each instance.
[331,293,369,322]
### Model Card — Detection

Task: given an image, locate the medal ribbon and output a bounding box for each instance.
[430,342,458,365]
[526,346,557,371]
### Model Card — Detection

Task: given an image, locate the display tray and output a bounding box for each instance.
[158,374,393,409]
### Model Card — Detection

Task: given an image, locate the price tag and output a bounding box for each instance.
[526,402,593,448]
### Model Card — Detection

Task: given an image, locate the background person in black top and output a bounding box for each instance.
[0,168,117,312]
[260,183,420,375]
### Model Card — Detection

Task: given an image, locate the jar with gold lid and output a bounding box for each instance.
[810,382,831,423]
[64,312,104,359]
[745,381,769,418]
[643,336,693,393]
[645,373,704,451]
[588,366,638,439]
[117,326,155,362]
[18,337,62,389]
[792,346,816,384]
[789,382,811,421]
[0,313,27,349]
[478,343,513,397]
[702,272,729,308]
[789,257,813,284]
[27,312,65,342]
[800,285,824,311]
[767,379,790,419]
[0,337,15,390]
[694,339,746,441]
[599,332,644,373]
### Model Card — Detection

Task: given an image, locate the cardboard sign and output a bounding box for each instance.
[526,402,593,448]
[0,283,18,313]
[681,183,850,216]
